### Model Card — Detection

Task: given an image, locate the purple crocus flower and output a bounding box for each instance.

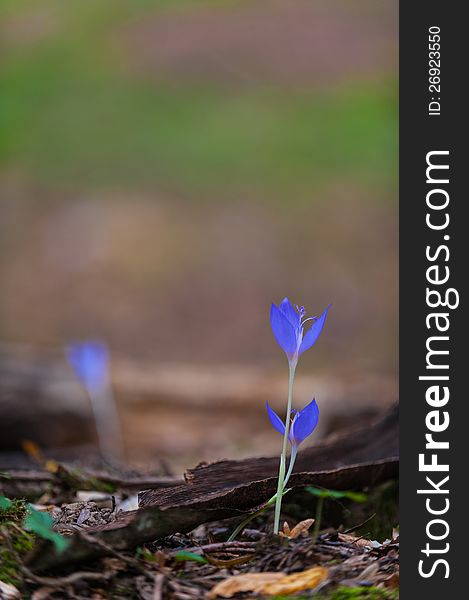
[270,298,331,366]
[67,341,109,392]
[266,398,319,449]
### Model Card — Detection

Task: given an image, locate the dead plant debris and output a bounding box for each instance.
[0,408,398,599]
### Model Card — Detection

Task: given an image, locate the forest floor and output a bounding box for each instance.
[0,487,399,600]
[1,410,399,600]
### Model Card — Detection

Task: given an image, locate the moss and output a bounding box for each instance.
[0,525,34,586]
[0,498,34,586]
[0,498,28,524]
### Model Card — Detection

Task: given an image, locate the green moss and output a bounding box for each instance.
[0,498,34,586]
[0,498,28,524]
[0,524,34,586]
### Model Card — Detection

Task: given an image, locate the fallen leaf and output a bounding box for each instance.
[205,553,255,567]
[21,440,45,465]
[208,566,328,598]
[207,573,285,598]
[262,566,329,595]
[20,441,60,474]
[384,572,400,589]
[338,533,374,548]
[153,550,167,567]
[279,518,315,539]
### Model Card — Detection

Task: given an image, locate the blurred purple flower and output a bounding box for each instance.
[266,398,319,448]
[270,298,330,365]
[67,341,109,392]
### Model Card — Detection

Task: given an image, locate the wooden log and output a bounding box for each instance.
[139,405,398,508]
[26,406,398,571]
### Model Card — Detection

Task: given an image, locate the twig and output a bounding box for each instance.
[77,529,147,573]
[20,565,114,588]
[167,579,200,600]
[342,512,377,534]
[170,541,257,556]
[152,573,165,600]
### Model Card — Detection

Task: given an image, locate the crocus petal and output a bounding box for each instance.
[67,341,109,392]
[266,401,286,437]
[291,399,319,445]
[279,297,301,329]
[298,304,331,355]
[270,303,298,357]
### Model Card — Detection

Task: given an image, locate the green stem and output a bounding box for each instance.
[227,492,278,542]
[273,362,296,534]
[228,448,297,542]
[283,446,298,488]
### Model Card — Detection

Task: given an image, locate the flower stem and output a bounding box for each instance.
[228,447,298,541]
[88,387,124,463]
[283,445,298,488]
[273,362,296,534]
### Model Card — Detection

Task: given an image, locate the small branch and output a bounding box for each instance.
[342,512,376,534]
[77,529,147,573]
[170,541,257,556]
[20,565,114,588]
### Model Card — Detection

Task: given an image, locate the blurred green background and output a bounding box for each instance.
[0,0,397,463]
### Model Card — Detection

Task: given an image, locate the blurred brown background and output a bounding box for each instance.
[0,0,398,473]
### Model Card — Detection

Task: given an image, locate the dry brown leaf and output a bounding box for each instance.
[207,573,285,598]
[282,521,291,536]
[207,566,328,598]
[384,572,400,589]
[338,533,374,548]
[262,566,329,595]
[205,554,255,568]
[279,518,315,539]
[21,440,45,465]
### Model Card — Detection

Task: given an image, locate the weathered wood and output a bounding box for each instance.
[139,405,398,508]
[27,459,397,572]
[0,467,183,500]
[27,407,398,572]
